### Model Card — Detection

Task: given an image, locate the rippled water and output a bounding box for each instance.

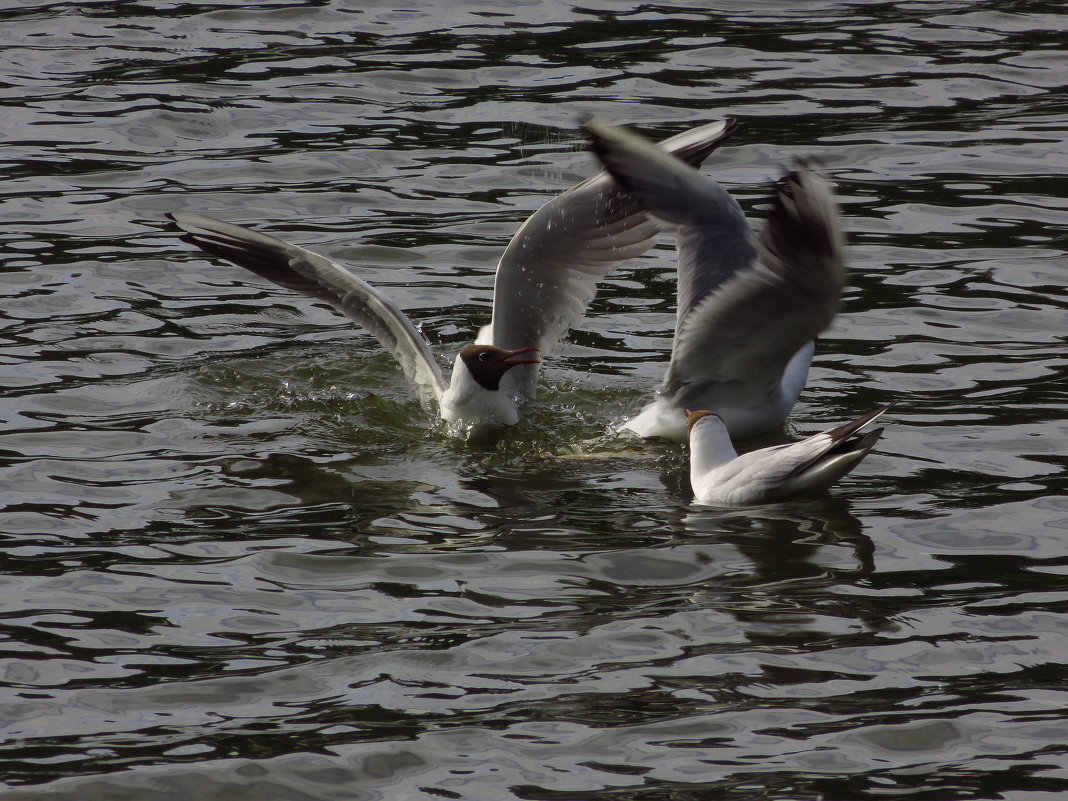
[2,1,1067,799]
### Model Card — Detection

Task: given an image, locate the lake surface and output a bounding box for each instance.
[2,1,1067,799]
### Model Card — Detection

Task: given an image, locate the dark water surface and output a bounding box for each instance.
[2,1,1068,799]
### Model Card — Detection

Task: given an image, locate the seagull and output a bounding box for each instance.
[582,118,846,442]
[686,405,890,505]
[167,213,541,435]
[168,118,737,438]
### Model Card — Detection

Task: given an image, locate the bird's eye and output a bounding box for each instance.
[478,351,491,362]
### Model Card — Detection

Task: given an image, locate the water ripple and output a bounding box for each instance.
[1,1,1067,799]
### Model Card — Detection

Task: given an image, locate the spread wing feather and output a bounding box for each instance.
[169,212,448,408]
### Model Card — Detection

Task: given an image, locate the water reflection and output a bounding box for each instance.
[686,497,872,570]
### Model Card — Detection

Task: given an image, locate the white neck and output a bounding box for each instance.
[689,416,738,482]
[439,353,520,431]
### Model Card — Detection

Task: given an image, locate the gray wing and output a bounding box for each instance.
[168,213,449,408]
[583,118,844,411]
[489,118,737,400]
[583,117,757,326]
[664,163,845,410]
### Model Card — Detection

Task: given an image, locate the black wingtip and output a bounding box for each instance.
[581,119,637,193]
[842,426,885,459]
[764,158,842,269]
[785,154,825,174]
[826,403,895,444]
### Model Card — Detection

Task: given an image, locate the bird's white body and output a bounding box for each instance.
[624,341,816,441]
[687,407,889,505]
[439,353,521,434]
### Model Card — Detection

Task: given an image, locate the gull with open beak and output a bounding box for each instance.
[686,405,890,505]
[168,118,736,438]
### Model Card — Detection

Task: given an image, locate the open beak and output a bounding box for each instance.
[500,346,540,365]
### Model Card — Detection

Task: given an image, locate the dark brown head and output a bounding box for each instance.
[459,345,540,391]
[685,409,722,440]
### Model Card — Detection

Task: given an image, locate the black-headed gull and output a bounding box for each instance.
[168,119,736,438]
[686,405,889,505]
[582,118,846,442]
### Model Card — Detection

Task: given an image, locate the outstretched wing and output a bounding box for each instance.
[583,118,844,414]
[663,163,845,411]
[489,118,737,400]
[168,213,449,409]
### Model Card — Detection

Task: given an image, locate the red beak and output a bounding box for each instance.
[500,346,540,365]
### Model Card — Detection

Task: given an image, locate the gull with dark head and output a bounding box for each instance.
[582,118,846,442]
[169,118,737,438]
[686,405,890,505]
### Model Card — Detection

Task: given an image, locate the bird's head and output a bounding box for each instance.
[458,345,540,391]
[685,409,723,440]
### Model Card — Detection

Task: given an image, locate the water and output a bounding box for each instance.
[2,1,1067,798]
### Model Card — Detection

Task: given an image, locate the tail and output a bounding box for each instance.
[786,404,893,489]
[824,403,894,446]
